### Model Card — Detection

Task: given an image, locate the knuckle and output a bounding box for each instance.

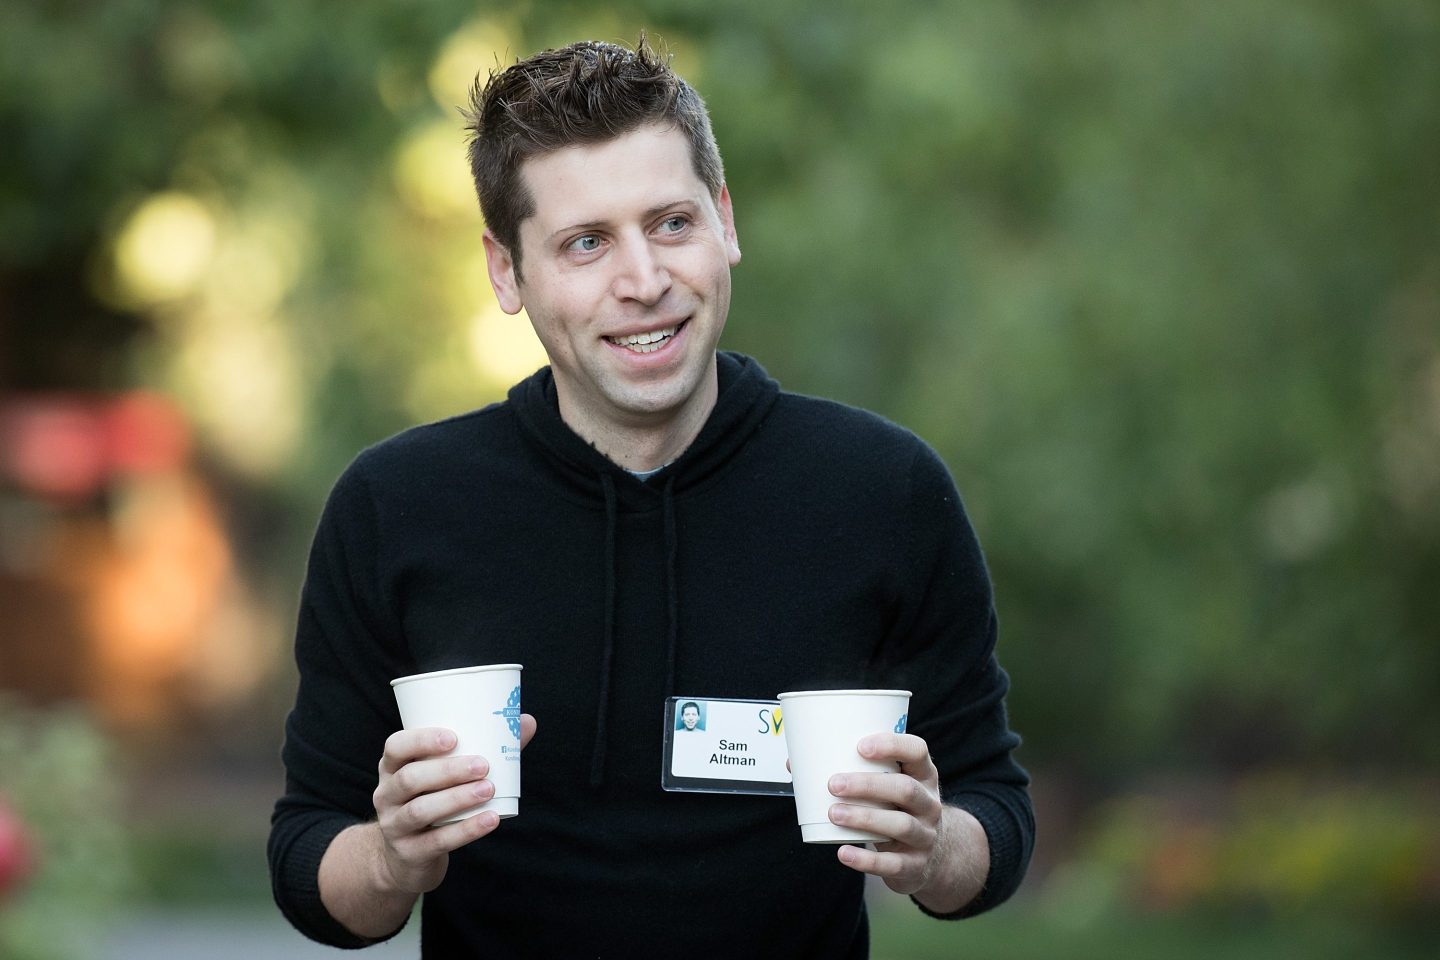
[399,801,432,837]
[419,826,450,857]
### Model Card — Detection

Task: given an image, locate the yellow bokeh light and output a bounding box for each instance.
[205,207,311,316]
[393,120,481,221]
[172,311,304,479]
[428,18,516,111]
[469,302,549,386]
[112,191,217,306]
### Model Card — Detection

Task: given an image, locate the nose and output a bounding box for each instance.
[612,235,671,305]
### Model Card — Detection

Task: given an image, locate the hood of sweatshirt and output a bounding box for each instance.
[506,351,781,785]
[507,351,780,505]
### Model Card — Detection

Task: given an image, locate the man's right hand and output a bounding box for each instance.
[318,714,537,939]
[371,715,537,894]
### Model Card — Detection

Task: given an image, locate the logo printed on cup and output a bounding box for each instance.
[894,714,908,734]
[493,685,523,739]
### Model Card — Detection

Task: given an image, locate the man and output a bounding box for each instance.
[269,37,1032,957]
[679,701,702,731]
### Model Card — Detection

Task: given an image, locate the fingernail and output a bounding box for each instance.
[830,775,848,794]
[829,804,847,824]
[439,731,457,749]
[473,782,493,800]
[470,758,488,777]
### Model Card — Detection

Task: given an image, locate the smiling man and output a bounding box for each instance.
[269,37,1033,958]
[483,121,740,472]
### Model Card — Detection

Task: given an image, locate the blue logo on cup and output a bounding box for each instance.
[492,685,522,739]
[894,714,908,734]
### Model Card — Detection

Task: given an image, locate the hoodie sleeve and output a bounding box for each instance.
[881,442,1035,919]
[267,456,413,947]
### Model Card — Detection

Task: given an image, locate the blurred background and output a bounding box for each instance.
[1,1,1437,957]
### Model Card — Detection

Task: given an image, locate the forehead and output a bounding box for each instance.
[518,124,706,233]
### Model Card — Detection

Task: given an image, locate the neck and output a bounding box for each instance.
[554,365,719,473]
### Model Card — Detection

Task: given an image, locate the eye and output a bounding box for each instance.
[568,234,602,253]
[658,215,688,234]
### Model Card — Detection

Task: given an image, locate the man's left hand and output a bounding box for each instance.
[826,733,987,912]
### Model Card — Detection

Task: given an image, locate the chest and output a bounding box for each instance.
[391,490,898,697]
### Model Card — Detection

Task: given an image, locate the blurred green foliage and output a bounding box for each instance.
[2,0,1438,778]
[1056,774,1439,921]
[0,697,130,960]
[868,893,1440,960]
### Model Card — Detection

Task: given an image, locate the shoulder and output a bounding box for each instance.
[351,402,509,474]
[345,401,514,487]
[765,390,940,477]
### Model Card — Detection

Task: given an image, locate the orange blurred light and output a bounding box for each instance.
[85,475,231,727]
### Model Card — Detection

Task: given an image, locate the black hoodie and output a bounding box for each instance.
[269,352,1033,957]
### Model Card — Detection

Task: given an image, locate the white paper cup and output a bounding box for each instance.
[390,664,523,824]
[777,689,912,844]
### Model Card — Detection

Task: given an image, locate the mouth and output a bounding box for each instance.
[604,320,686,354]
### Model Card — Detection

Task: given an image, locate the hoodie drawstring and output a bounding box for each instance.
[590,473,619,787]
[661,476,680,699]
[588,473,682,789]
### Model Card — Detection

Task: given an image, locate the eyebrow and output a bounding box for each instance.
[546,198,701,243]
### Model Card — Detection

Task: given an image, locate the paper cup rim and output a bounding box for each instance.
[390,664,523,688]
[777,689,911,701]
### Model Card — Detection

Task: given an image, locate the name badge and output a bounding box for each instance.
[661,696,793,796]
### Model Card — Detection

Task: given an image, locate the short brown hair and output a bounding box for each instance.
[463,35,725,276]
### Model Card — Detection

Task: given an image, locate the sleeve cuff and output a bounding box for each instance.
[273,817,406,949]
[913,789,1032,920]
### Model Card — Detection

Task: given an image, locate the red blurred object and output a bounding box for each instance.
[104,391,191,474]
[0,796,36,903]
[0,391,191,502]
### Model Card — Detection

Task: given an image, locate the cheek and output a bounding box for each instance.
[524,299,593,361]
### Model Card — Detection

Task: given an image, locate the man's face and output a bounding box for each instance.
[484,124,741,443]
[682,706,699,730]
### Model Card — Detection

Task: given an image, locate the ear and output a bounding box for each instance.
[483,229,524,315]
[717,184,741,267]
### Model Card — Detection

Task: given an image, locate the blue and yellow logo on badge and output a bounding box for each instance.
[756,706,783,735]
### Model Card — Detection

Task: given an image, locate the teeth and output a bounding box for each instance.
[608,325,678,350]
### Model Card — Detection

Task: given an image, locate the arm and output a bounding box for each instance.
[841,443,1033,915]
[270,459,528,945]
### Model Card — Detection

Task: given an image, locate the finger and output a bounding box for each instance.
[829,771,939,818]
[519,713,537,750]
[389,777,497,836]
[380,727,457,775]
[829,802,933,848]
[376,754,490,811]
[857,733,937,779]
[392,804,503,861]
[834,843,925,889]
